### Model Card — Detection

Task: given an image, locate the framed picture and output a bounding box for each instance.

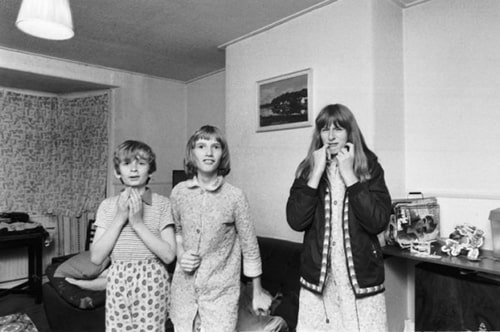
[257,69,312,132]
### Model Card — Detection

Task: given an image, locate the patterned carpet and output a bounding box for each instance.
[0,293,50,332]
[0,312,39,332]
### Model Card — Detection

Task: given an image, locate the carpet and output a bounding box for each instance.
[0,313,39,332]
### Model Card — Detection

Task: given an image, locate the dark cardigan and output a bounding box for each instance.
[286,153,391,298]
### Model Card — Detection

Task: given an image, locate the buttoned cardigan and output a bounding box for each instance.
[286,153,392,298]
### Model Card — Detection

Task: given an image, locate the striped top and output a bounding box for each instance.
[94,190,174,261]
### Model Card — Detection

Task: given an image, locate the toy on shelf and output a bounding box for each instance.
[441,224,485,261]
[409,240,441,259]
[384,194,440,249]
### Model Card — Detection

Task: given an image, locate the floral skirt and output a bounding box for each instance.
[106,259,170,332]
[296,270,387,332]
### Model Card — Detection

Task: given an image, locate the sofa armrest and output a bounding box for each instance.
[257,237,302,294]
[256,236,302,332]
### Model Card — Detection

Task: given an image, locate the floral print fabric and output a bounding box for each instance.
[170,177,262,332]
[0,89,109,217]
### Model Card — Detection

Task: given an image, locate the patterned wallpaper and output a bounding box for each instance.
[0,89,109,217]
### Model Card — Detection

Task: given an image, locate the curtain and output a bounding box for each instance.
[0,89,109,218]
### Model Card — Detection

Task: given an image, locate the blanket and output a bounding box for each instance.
[0,313,39,332]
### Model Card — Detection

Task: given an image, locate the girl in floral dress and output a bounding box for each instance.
[170,125,272,332]
[286,104,392,332]
[91,140,176,332]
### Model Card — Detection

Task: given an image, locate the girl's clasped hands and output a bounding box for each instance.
[116,187,144,227]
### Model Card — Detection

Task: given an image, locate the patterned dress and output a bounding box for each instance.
[296,163,388,332]
[94,189,173,332]
[170,176,262,332]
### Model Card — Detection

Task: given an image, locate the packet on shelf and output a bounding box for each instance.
[441,224,484,261]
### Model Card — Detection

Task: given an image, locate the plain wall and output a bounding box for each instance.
[373,0,405,198]
[404,0,500,250]
[186,70,226,139]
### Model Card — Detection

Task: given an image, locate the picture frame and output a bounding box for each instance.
[256,68,312,132]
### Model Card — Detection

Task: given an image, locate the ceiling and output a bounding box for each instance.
[0,0,427,93]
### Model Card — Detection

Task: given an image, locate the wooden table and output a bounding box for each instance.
[0,230,44,303]
[383,244,500,276]
[383,244,500,331]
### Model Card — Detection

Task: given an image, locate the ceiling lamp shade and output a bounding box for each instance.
[16,0,74,40]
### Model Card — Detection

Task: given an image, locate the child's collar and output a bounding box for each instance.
[142,187,152,205]
[186,176,224,192]
[120,187,152,205]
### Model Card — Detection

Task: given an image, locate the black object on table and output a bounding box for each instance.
[0,229,45,303]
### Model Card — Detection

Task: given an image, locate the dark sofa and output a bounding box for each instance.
[253,237,301,331]
[43,236,302,332]
[43,279,106,332]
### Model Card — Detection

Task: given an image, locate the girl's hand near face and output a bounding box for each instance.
[179,250,201,274]
[308,145,328,189]
[127,188,144,227]
[336,142,359,187]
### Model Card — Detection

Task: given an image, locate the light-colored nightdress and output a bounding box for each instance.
[170,176,262,332]
[296,163,388,332]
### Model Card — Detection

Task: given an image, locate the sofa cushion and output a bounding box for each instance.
[46,260,106,309]
[54,251,110,280]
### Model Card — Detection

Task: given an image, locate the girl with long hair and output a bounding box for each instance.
[286,104,392,331]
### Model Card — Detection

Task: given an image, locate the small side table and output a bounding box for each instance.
[0,230,44,303]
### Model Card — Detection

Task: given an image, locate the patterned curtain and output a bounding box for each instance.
[0,89,109,218]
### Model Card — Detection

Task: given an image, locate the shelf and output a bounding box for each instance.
[383,245,500,276]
